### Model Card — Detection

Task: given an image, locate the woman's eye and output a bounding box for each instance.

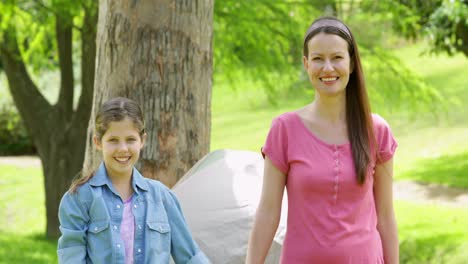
[109,138,118,143]
[335,56,343,59]
[312,57,321,61]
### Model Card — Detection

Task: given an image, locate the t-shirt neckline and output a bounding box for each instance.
[291,111,350,148]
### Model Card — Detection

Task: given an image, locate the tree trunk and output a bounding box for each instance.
[0,4,97,239]
[83,0,213,187]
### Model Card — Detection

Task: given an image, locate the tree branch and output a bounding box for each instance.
[55,14,74,120]
[72,1,97,132]
[0,25,52,152]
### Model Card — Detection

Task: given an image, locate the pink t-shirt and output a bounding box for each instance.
[262,112,397,263]
[121,196,135,264]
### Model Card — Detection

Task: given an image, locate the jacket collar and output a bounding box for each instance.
[89,162,149,194]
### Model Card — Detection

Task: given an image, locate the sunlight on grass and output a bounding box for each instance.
[0,165,46,235]
[396,201,468,264]
[0,233,57,264]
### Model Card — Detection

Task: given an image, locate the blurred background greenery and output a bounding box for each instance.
[1,0,467,263]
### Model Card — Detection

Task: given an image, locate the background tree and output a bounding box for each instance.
[0,0,97,238]
[362,0,468,56]
[83,0,213,188]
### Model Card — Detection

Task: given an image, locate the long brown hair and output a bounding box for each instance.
[69,97,146,193]
[303,17,376,185]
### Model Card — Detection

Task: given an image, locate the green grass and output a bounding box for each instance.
[388,43,468,187]
[0,165,57,263]
[396,201,468,264]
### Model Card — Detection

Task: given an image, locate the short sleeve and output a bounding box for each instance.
[373,114,398,164]
[262,116,289,174]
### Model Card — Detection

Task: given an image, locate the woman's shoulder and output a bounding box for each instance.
[371,113,392,130]
[270,111,299,127]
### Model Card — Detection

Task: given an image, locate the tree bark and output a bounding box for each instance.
[83,0,213,188]
[0,4,97,239]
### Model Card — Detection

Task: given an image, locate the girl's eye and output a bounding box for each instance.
[335,56,343,59]
[127,138,137,142]
[312,57,322,61]
[109,138,118,142]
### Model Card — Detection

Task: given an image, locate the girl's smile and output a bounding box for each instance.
[94,117,146,179]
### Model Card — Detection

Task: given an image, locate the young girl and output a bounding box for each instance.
[58,97,210,264]
[246,17,399,263]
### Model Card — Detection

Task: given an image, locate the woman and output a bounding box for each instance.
[246,17,399,263]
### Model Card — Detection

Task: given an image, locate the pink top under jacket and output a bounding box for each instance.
[262,112,397,263]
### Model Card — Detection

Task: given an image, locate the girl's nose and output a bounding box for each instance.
[117,142,129,151]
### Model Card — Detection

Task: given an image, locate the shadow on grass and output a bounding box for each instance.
[400,232,468,264]
[0,232,57,264]
[401,151,468,190]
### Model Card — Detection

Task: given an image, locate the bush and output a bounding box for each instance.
[0,100,36,155]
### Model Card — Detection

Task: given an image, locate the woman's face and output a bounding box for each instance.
[303,32,352,98]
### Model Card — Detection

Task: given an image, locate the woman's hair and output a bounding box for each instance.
[303,17,377,185]
[69,97,145,193]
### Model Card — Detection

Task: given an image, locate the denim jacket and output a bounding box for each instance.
[58,163,210,264]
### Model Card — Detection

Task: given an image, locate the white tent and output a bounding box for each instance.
[172,149,288,264]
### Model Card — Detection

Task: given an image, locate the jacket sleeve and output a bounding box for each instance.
[57,191,89,264]
[162,189,211,264]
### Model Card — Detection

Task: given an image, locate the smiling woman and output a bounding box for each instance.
[304,33,351,98]
[246,17,399,264]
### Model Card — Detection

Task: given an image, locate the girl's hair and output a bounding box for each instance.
[303,17,377,185]
[69,97,145,193]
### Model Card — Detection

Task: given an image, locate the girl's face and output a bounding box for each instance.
[94,117,146,179]
[303,32,352,98]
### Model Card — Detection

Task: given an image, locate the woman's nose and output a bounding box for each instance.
[323,59,334,72]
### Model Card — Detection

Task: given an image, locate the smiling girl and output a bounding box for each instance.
[58,97,209,264]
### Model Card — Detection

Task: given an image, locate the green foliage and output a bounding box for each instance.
[425,0,468,56]
[214,0,324,102]
[361,47,443,116]
[361,0,468,56]
[0,0,93,74]
[0,97,35,155]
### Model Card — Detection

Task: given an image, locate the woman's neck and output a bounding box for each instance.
[310,94,346,124]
